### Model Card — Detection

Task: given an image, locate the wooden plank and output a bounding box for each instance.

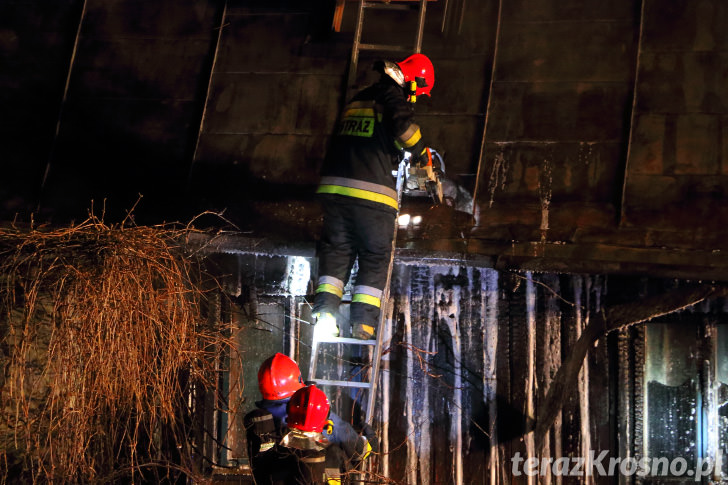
[332,0,345,32]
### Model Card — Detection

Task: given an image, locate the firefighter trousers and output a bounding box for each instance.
[313,197,396,330]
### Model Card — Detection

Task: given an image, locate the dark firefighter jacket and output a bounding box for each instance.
[316,75,427,213]
[244,405,377,484]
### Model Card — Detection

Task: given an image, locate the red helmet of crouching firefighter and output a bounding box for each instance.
[287,384,330,433]
[281,384,332,452]
[257,352,305,401]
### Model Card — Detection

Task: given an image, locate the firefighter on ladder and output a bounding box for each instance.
[313,53,437,340]
[245,353,377,484]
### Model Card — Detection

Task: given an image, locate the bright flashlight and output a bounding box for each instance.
[398,214,410,226]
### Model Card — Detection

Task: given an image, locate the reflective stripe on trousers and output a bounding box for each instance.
[315,275,345,299]
[352,285,383,308]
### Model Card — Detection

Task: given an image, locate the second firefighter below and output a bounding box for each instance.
[313,53,436,340]
[245,353,377,484]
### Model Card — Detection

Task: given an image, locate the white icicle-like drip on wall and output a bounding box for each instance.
[400,265,434,484]
[525,273,537,485]
[284,256,311,357]
[574,275,593,484]
[417,267,433,485]
[404,287,418,485]
[542,274,563,485]
[482,268,500,485]
[488,144,509,208]
[538,157,553,249]
[435,266,464,485]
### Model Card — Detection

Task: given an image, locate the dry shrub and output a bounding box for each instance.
[0,216,227,483]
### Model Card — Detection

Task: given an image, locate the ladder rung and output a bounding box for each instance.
[363,2,415,11]
[314,336,378,345]
[358,43,411,53]
[313,379,373,389]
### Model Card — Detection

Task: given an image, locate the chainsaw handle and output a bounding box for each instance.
[422,147,433,167]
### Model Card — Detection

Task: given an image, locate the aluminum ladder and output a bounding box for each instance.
[307,327,381,424]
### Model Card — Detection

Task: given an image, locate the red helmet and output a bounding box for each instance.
[397,53,435,98]
[286,385,330,433]
[257,353,304,401]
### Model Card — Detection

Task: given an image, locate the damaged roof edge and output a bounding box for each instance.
[185,231,495,267]
[185,232,317,258]
[185,232,728,282]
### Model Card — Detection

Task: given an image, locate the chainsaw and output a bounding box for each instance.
[402,148,444,204]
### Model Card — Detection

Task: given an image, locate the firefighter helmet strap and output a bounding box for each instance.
[408,80,417,103]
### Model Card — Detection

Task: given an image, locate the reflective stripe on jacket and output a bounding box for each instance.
[317,176,398,210]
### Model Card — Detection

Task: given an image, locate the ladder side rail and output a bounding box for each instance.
[364,284,390,424]
[365,162,406,424]
[308,339,320,382]
[347,0,367,95]
[414,0,427,53]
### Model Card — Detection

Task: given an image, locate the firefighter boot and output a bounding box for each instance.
[352,323,375,340]
[313,312,339,339]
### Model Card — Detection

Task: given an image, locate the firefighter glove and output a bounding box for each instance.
[361,423,380,455]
